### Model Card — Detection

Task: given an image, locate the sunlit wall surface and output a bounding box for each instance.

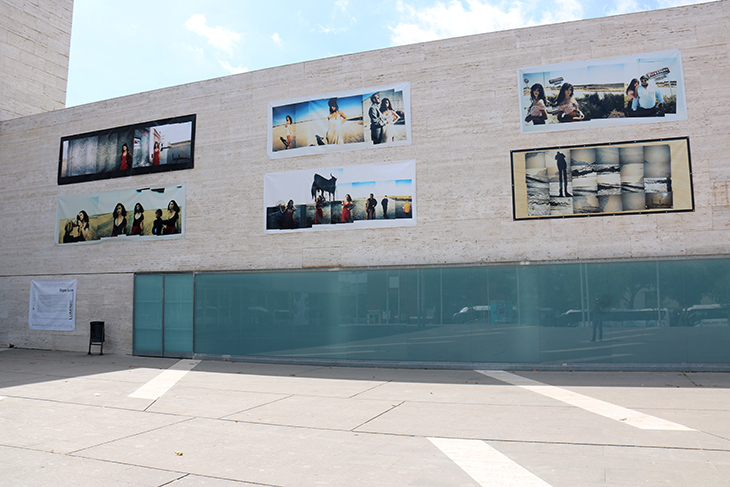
[137,258,730,364]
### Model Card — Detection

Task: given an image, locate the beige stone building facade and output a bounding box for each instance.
[0,0,73,121]
[1,1,729,367]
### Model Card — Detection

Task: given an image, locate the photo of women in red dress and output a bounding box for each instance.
[163,200,180,234]
[131,203,144,235]
[341,194,354,223]
[120,143,131,170]
[314,195,325,224]
[152,141,160,165]
[111,203,128,236]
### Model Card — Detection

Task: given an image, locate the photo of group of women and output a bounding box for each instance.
[56,184,185,244]
[58,114,195,185]
[268,83,411,158]
[511,138,693,220]
[519,50,686,134]
[264,161,415,232]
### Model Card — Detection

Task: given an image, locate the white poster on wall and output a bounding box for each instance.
[29,279,77,331]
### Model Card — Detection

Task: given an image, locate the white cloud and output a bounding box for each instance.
[318,24,344,34]
[185,14,241,54]
[272,32,283,48]
[336,0,348,11]
[538,0,584,25]
[389,0,586,46]
[219,60,248,74]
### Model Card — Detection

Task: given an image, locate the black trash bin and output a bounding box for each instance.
[88,321,105,355]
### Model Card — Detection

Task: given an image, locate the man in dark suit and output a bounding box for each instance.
[555,151,569,197]
[369,93,386,144]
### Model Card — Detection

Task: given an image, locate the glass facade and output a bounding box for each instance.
[133,258,730,365]
[133,274,194,357]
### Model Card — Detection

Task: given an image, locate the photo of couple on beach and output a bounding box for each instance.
[269,83,411,158]
[519,50,686,133]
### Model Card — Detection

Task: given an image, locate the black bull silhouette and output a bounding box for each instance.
[311,173,337,201]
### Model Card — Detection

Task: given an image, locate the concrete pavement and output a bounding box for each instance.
[1,348,729,486]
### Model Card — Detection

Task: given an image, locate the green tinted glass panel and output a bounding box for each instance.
[680,259,730,363]
[133,274,163,354]
[163,274,194,356]
[188,258,730,365]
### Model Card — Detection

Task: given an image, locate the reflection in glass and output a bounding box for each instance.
[133,258,730,365]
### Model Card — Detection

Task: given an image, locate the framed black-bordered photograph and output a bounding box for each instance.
[58,114,195,185]
[511,137,693,220]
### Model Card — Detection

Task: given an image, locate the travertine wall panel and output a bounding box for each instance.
[1,1,729,353]
[0,0,73,120]
[1,274,133,354]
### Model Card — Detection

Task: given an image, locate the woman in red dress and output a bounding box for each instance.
[341,194,354,223]
[131,203,144,235]
[314,195,324,224]
[120,143,131,170]
[152,141,160,165]
[163,200,180,234]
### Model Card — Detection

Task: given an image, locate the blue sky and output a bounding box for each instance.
[65,0,709,107]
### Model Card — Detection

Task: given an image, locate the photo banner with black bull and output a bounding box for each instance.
[58,114,195,185]
[511,137,693,220]
[518,50,686,133]
[268,83,411,159]
[56,184,186,244]
[264,160,416,232]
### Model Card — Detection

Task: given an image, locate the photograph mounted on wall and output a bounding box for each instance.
[56,184,186,244]
[511,138,693,220]
[268,83,411,159]
[519,50,686,134]
[264,160,415,232]
[58,114,195,185]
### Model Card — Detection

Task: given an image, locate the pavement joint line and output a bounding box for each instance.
[158,474,190,487]
[0,394,203,417]
[348,380,390,398]
[476,370,694,431]
[143,397,160,412]
[681,372,701,387]
[66,416,196,456]
[128,359,200,400]
[429,437,554,487]
[56,453,233,484]
[703,431,730,444]
[219,394,294,419]
[351,400,405,431]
